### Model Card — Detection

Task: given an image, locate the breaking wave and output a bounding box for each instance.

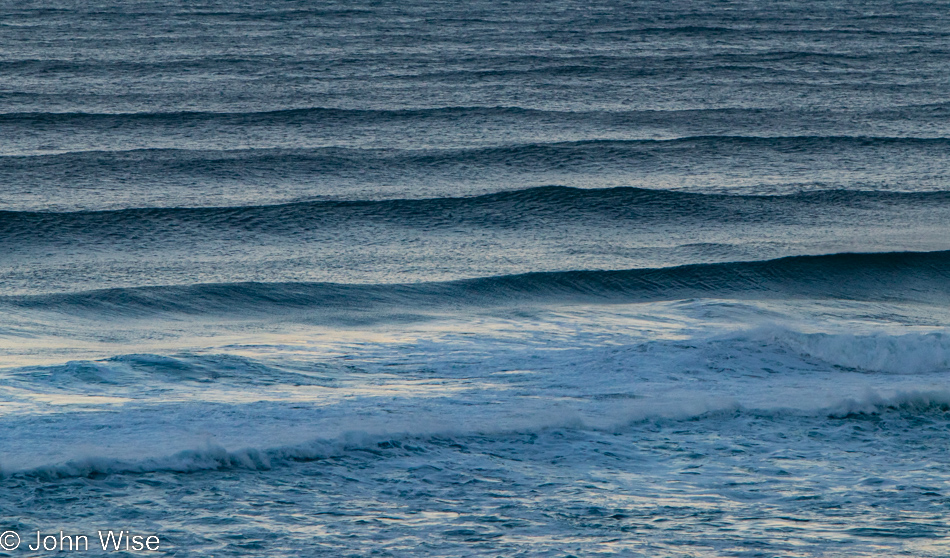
[6,389,950,480]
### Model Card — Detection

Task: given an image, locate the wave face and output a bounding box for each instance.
[4,137,950,212]
[4,0,950,556]
[2,187,949,295]
[4,187,950,245]
[5,251,950,318]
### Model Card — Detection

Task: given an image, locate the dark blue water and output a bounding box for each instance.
[2,1,950,556]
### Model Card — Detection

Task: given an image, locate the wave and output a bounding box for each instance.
[730,327,950,375]
[5,134,950,158]
[0,105,561,124]
[1,186,948,242]
[5,353,334,390]
[4,107,947,161]
[9,327,950,393]
[7,388,950,480]
[3,136,946,197]
[1,106,853,126]
[3,250,948,317]
[0,49,902,78]
[5,101,949,123]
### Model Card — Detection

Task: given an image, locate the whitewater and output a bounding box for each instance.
[2,0,950,556]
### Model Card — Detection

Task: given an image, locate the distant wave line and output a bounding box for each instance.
[2,134,949,161]
[1,102,947,122]
[2,186,949,222]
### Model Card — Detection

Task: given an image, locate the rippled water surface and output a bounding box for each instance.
[2,0,950,556]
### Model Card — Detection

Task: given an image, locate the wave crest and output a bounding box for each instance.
[3,250,948,318]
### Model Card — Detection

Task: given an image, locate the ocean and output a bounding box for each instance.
[2,0,950,555]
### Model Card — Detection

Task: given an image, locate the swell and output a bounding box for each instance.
[0,106,557,124]
[4,251,949,317]
[0,186,950,245]
[5,110,949,162]
[3,136,947,175]
[1,105,947,129]
[5,134,949,153]
[3,136,949,210]
[1,187,948,243]
[0,49,929,75]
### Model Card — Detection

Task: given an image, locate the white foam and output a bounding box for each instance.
[744,327,950,374]
[3,301,950,479]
